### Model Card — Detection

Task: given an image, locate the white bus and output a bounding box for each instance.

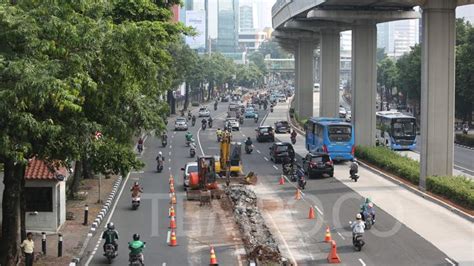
[376,111,417,150]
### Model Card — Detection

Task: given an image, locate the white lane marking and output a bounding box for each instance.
[266,210,297,265]
[242,134,246,137]
[131,170,144,174]
[166,230,171,244]
[168,158,171,162]
[445,258,456,266]
[162,263,167,266]
[256,150,261,154]
[314,205,324,215]
[169,145,172,149]
[359,258,366,266]
[273,165,278,170]
[168,151,171,156]
[93,247,97,252]
[264,157,269,161]
[196,127,205,156]
[337,232,345,240]
[85,172,131,266]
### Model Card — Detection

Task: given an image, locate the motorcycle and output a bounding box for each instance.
[282,163,297,182]
[128,248,145,266]
[186,138,194,147]
[132,196,141,210]
[298,176,306,190]
[239,116,244,124]
[208,120,213,128]
[190,145,196,158]
[352,232,365,251]
[245,144,253,154]
[350,173,359,182]
[202,122,207,130]
[270,107,273,113]
[217,135,222,142]
[254,116,258,123]
[214,104,218,111]
[162,138,167,148]
[104,243,117,264]
[156,161,163,173]
[192,119,196,127]
[363,212,375,230]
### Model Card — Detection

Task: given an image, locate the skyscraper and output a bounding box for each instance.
[386,19,419,58]
[239,5,254,32]
[217,0,239,53]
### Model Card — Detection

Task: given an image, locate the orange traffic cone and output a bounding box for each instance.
[170,193,177,204]
[295,189,301,200]
[168,230,177,246]
[169,205,175,217]
[324,226,332,242]
[169,176,174,184]
[209,246,218,265]
[308,206,316,219]
[327,240,341,263]
[170,183,175,193]
[169,215,177,229]
[279,175,285,185]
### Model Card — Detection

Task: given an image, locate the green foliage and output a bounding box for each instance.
[258,39,291,59]
[426,176,474,210]
[396,44,421,104]
[191,102,199,107]
[356,146,474,210]
[355,146,420,185]
[455,134,474,147]
[455,18,474,122]
[235,63,264,88]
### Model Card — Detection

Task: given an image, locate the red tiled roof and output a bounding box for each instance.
[24,158,68,181]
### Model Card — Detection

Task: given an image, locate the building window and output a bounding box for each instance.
[25,187,53,212]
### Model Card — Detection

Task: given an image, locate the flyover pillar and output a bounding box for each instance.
[351,23,377,147]
[294,45,300,115]
[296,39,315,119]
[419,0,456,187]
[320,31,341,118]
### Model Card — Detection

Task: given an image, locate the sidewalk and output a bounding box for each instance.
[265,100,474,265]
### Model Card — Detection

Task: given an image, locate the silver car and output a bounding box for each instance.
[174,117,188,131]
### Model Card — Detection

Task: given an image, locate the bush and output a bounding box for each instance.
[455,134,474,147]
[426,176,474,210]
[191,102,199,107]
[356,146,474,210]
[355,146,420,184]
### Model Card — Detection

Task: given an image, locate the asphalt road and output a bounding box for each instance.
[85,103,240,266]
[195,100,452,266]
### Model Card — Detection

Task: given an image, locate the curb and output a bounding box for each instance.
[454,143,474,150]
[283,102,473,223]
[359,161,474,222]
[69,176,124,266]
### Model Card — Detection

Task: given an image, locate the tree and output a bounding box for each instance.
[376,48,387,63]
[258,39,291,59]
[377,57,398,110]
[396,45,421,115]
[455,19,474,123]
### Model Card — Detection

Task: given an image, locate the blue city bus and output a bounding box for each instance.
[376,111,417,150]
[304,117,355,161]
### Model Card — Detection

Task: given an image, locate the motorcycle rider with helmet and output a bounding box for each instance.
[351,213,365,242]
[128,233,146,264]
[102,222,119,254]
[244,137,253,153]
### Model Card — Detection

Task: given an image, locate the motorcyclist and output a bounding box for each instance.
[350,159,359,177]
[296,164,306,189]
[189,141,197,157]
[351,213,365,242]
[130,182,143,198]
[137,137,144,152]
[201,118,207,129]
[187,110,192,120]
[208,117,213,127]
[191,115,196,126]
[245,137,253,152]
[185,131,193,142]
[161,132,167,142]
[360,198,375,223]
[156,152,164,168]
[128,233,145,264]
[291,130,297,143]
[254,113,259,123]
[102,222,119,254]
[216,128,223,141]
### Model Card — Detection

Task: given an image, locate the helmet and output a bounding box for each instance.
[356,213,362,220]
[247,137,251,140]
[368,202,374,208]
[107,222,115,230]
[133,233,140,241]
[353,158,358,163]
[159,151,162,156]
[217,128,220,130]
[134,181,139,186]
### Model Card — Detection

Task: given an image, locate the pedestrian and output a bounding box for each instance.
[21,232,34,266]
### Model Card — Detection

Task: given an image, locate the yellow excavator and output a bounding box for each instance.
[215,130,243,176]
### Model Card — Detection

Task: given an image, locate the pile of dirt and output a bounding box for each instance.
[225,185,282,264]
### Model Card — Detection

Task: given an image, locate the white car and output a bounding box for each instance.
[225,118,240,131]
[174,117,188,131]
[198,107,210,117]
[181,162,198,190]
[339,107,347,118]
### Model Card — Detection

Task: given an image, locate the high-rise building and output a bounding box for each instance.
[217,0,239,53]
[239,5,254,32]
[181,0,209,52]
[386,19,419,58]
[377,23,390,53]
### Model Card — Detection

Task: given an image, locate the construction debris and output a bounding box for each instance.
[225,185,282,264]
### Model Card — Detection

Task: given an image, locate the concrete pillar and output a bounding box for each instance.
[320,31,341,118]
[420,0,456,187]
[296,39,315,119]
[294,47,300,115]
[351,23,377,147]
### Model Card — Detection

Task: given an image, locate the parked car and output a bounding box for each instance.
[302,152,334,178]
[256,126,275,142]
[269,142,295,163]
[198,107,210,117]
[181,162,198,190]
[174,117,188,131]
[274,120,290,133]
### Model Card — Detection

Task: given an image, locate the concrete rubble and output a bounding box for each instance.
[225,185,282,264]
